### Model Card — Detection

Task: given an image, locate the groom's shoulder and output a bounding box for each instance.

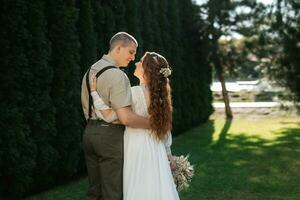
[93,66,128,84]
[91,60,121,76]
[91,59,112,70]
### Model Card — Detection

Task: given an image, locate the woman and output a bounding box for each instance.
[90,52,179,200]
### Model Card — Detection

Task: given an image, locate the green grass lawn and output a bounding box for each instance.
[26,115,300,200]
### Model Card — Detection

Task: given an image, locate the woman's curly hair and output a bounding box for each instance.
[142,52,172,140]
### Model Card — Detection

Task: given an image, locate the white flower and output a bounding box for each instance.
[159,67,172,78]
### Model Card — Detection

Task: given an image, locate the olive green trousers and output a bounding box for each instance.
[83,120,124,200]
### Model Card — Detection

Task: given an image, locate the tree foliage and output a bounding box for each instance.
[0,0,213,198]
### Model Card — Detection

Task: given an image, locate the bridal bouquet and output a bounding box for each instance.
[172,155,194,192]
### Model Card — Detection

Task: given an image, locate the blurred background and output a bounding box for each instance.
[0,0,299,199]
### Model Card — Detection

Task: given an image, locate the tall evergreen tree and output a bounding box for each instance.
[0,1,36,199]
[0,0,214,197]
[206,0,234,118]
[238,0,300,102]
[157,0,171,55]
[109,0,126,31]
[166,0,184,131]
[273,0,300,101]
[165,0,213,132]
[139,0,155,51]
[124,0,138,34]
[149,0,164,53]
[77,0,97,76]
[92,0,127,56]
[24,0,58,191]
[46,0,82,180]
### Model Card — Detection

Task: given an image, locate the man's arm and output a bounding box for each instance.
[102,70,149,128]
[115,106,150,129]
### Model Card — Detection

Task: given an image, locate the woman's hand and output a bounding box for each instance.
[90,73,97,92]
[168,155,176,171]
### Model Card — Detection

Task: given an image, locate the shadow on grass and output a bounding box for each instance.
[25,120,300,200]
[176,122,300,200]
[215,118,232,146]
[172,120,215,156]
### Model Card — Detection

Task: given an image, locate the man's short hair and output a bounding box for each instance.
[109,32,138,51]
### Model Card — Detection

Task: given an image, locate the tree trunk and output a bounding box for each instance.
[218,71,233,118]
[213,45,233,119]
[212,36,233,119]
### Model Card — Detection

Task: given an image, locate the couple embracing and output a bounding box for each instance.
[81,32,180,200]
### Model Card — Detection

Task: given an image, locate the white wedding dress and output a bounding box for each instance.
[123,86,179,200]
[91,85,179,200]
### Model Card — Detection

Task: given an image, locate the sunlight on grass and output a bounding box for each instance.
[175,115,300,200]
[26,116,300,200]
[212,116,300,142]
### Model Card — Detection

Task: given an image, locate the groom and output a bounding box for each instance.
[81,32,149,200]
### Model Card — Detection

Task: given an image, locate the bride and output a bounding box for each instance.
[90,51,180,200]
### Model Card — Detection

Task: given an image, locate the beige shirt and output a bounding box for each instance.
[81,54,132,120]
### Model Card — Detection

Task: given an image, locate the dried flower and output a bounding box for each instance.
[159,67,172,78]
[172,155,194,191]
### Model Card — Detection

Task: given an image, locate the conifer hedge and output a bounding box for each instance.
[0,0,212,198]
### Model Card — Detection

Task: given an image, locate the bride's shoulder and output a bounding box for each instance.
[130,85,143,98]
[131,85,142,92]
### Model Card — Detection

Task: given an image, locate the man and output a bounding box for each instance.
[81,32,149,200]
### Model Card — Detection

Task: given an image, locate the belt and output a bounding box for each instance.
[87,119,124,128]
